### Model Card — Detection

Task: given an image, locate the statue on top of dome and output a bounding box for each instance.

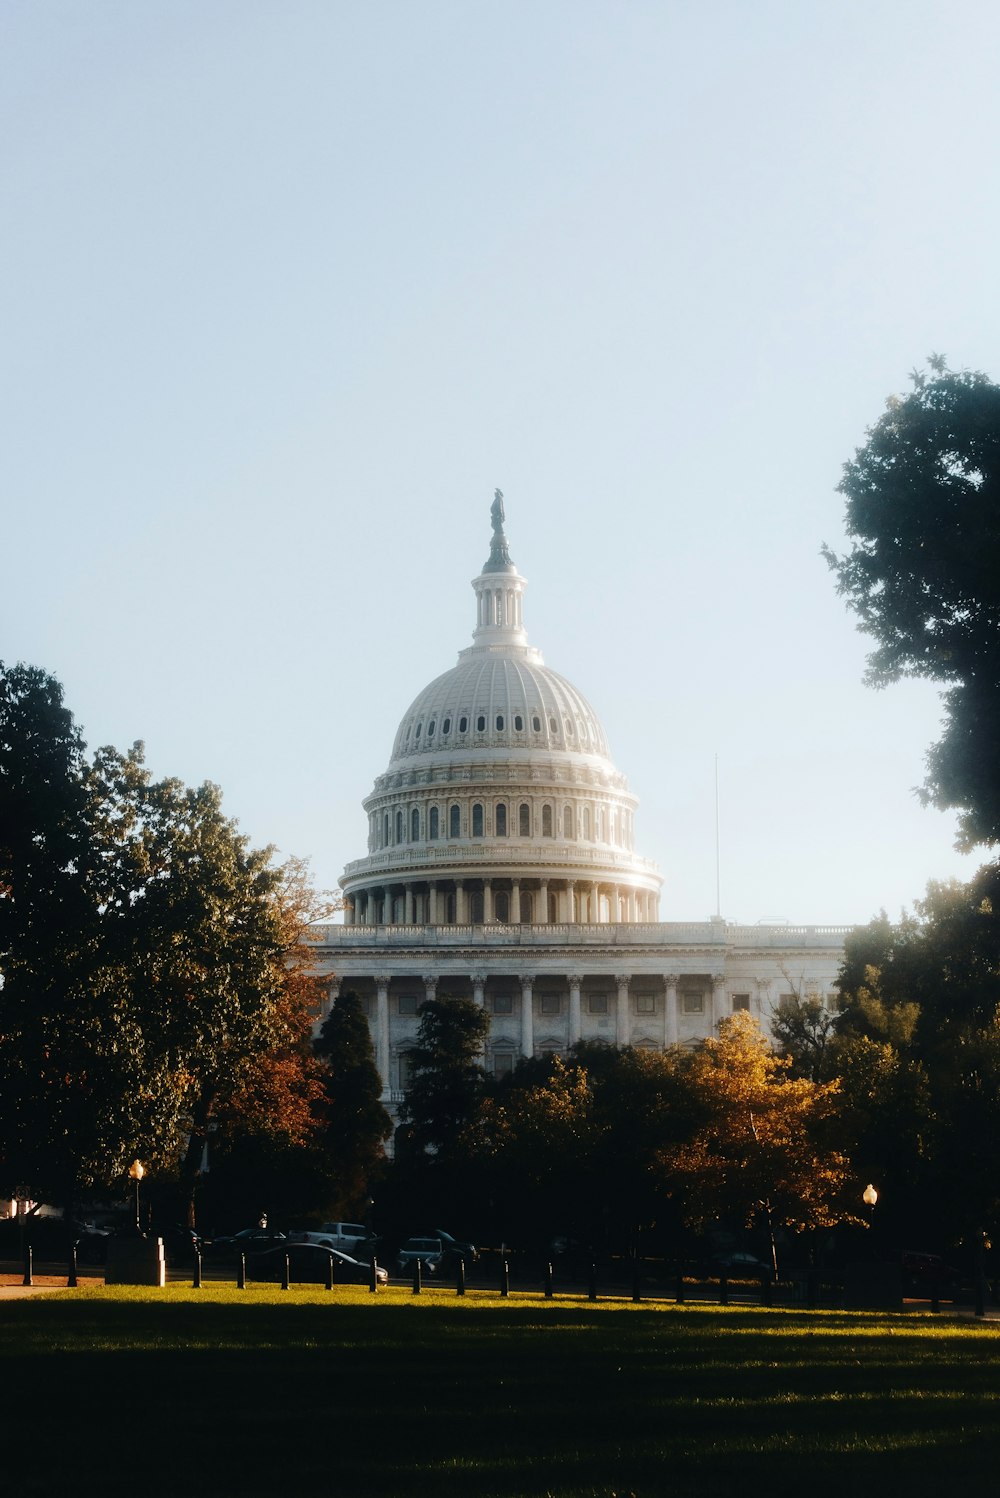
[484,487,513,572]
[491,488,505,531]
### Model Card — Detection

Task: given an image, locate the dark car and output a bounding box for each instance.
[710,1250,772,1278]
[209,1228,287,1259]
[246,1242,388,1285]
[432,1229,478,1264]
[157,1225,204,1266]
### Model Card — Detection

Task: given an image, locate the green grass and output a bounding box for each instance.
[4,1286,1000,1496]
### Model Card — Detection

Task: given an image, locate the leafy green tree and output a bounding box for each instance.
[770,994,839,1082]
[314,989,392,1218]
[824,359,1000,848]
[394,995,489,1161]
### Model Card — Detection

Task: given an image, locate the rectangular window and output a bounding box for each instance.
[493,993,513,1015]
[732,993,751,1012]
[493,1052,514,1080]
[398,993,419,1016]
[588,993,609,1015]
[681,992,704,1015]
[634,992,655,1014]
[540,993,560,1016]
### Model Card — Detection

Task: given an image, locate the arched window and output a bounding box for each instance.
[427,721,435,738]
[429,806,439,840]
[518,802,530,836]
[496,714,504,731]
[470,890,484,923]
[494,890,510,923]
[449,804,461,838]
[410,807,419,841]
[514,715,523,731]
[396,809,404,843]
[477,714,486,732]
[495,802,507,837]
[458,716,468,733]
[532,715,541,731]
[472,803,484,837]
[542,804,553,837]
[563,805,574,840]
[383,813,389,847]
[583,805,591,840]
[549,716,558,733]
[519,891,533,923]
[442,718,451,734]
[415,722,421,738]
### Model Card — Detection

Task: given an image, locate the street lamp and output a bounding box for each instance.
[129,1159,145,1236]
[862,1183,878,1210]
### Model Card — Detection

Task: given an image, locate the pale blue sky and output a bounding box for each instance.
[5,1,999,923]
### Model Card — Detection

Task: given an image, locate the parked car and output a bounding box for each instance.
[209,1228,287,1259]
[246,1242,387,1285]
[157,1225,204,1266]
[397,1237,446,1274]
[900,1250,959,1294]
[710,1250,772,1277]
[288,1229,378,1258]
[433,1229,478,1264]
[315,1222,376,1256]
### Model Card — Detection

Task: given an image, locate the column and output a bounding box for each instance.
[565,880,576,923]
[471,973,486,1008]
[712,971,727,1030]
[456,879,467,923]
[404,885,414,924]
[375,976,390,1094]
[610,885,621,923]
[755,976,771,1021]
[320,979,341,1028]
[423,974,438,1006]
[538,880,549,924]
[665,974,679,1047]
[483,879,494,923]
[344,900,355,927]
[520,973,535,1058]
[381,886,392,925]
[615,974,631,1047]
[568,975,582,1045]
[428,881,439,925]
[511,879,521,923]
[591,881,601,925]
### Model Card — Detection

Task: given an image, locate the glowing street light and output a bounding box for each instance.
[862,1183,878,1209]
[129,1159,145,1236]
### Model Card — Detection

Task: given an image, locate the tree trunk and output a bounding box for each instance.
[179,1087,216,1230]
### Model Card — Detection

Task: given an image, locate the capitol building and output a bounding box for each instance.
[312,496,849,1110]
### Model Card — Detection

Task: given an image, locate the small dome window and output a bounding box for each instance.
[549,716,558,733]
[427,721,435,737]
[532,715,541,732]
[477,715,486,732]
[415,723,422,738]
[566,719,575,735]
[458,716,468,733]
[442,718,451,734]
[496,715,504,731]
[472,803,484,837]
[514,715,523,731]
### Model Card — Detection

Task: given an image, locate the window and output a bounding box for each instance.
[493,993,513,1015]
[588,993,609,1015]
[540,993,560,1016]
[429,806,439,840]
[518,802,530,836]
[563,805,574,839]
[635,992,655,1014]
[514,715,523,731]
[442,718,451,734]
[398,1051,416,1089]
[494,891,509,923]
[398,994,419,1016]
[470,891,484,922]
[415,722,421,738]
[532,715,541,731]
[496,714,504,731]
[410,807,419,841]
[732,994,751,1013]
[566,719,575,735]
[495,802,507,836]
[549,715,558,732]
[449,803,461,838]
[459,716,468,733]
[542,804,553,837]
[472,803,484,837]
[395,809,404,843]
[493,1052,514,1080]
[583,806,591,840]
[519,892,533,923]
[682,992,704,1015]
[476,714,486,732]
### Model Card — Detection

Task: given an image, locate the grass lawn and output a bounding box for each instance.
[3,1285,1000,1497]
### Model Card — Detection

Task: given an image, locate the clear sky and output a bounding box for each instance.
[5,1,999,926]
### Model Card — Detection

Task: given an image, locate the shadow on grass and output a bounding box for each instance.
[3,1300,1000,1497]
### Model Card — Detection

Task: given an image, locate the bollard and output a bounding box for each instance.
[544,1262,554,1299]
[719,1272,729,1307]
[193,1250,202,1289]
[369,1255,378,1293]
[632,1260,642,1303]
[675,1268,685,1305]
[412,1259,422,1295]
[237,1253,246,1290]
[281,1253,290,1291]
[325,1254,334,1291]
[761,1273,773,1308]
[22,1245,33,1287]
[456,1259,466,1296]
[588,1261,598,1302]
[500,1257,510,1298]
[67,1244,78,1289]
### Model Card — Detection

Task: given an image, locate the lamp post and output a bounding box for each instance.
[862,1182,878,1220]
[129,1159,145,1237]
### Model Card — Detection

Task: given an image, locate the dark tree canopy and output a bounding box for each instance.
[395,995,489,1161]
[824,360,1000,848]
[314,989,392,1217]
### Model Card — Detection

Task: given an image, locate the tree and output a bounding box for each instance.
[657,1013,856,1272]
[770,994,838,1082]
[394,995,489,1160]
[823,359,1000,848]
[314,989,392,1218]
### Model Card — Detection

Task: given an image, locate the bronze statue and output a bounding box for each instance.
[491,488,505,531]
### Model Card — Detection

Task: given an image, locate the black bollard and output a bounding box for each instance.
[456,1259,466,1297]
[412,1259,422,1295]
[22,1245,32,1287]
[237,1252,247,1290]
[369,1255,378,1293]
[544,1262,554,1299]
[632,1260,642,1303]
[193,1250,202,1289]
[67,1244,78,1289]
[588,1261,598,1302]
[500,1257,510,1298]
[281,1253,290,1291]
[719,1272,729,1306]
[325,1254,334,1291]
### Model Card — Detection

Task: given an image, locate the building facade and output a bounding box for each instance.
[310,496,849,1111]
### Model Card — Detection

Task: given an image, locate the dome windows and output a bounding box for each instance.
[472,803,484,837]
[514,715,523,732]
[549,716,558,733]
[449,804,461,838]
[415,722,422,739]
[532,715,541,732]
[542,804,553,837]
[458,716,468,733]
[410,807,420,841]
[395,809,404,843]
[427,721,435,737]
[496,714,504,731]
[563,805,575,840]
[442,718,451,735]
[476,715,486,732]
[429,806,440,840]
[518,802,530,836]
[495,802,508,837]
